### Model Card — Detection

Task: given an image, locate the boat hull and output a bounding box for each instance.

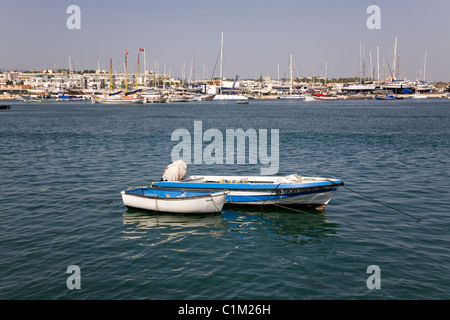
[224,187,339,210]
[145,97,167,103]
[410,94,427,99]
[91,96,145,104]
[21,96,58,103]
[313,96,338,101]
[279,94,305,99]
[346,94,371,100]
[375,96,395,100]
[303,95,318,102]
[167,97,188,103]
[213,94,248,101]
[121,188,227,213]
[374,94,396,100]
[153,175,343,210]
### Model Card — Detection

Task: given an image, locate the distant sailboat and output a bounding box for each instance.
[410,93,427,99]
[341,42,375,94]
[415,51,432,95]
[91,91,145,104]
[279,53,304,99]
[313,95,338,101]
[91,50,145,104]
[213,32,248,101]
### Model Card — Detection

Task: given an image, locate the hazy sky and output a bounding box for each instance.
[1,0,449,81]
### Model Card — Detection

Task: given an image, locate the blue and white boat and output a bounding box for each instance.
[374,93,396,100]
[57,95,85,101]
[121,187,227,213]
[152,174,344,210]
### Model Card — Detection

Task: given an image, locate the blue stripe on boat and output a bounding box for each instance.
[153,180,342,190]
[227,187,337,202]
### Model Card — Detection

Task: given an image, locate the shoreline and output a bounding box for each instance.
[2,92,448,101]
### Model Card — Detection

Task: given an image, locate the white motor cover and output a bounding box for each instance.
[161,160,187,181]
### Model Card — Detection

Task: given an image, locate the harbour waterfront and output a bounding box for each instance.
[1,98,449,300]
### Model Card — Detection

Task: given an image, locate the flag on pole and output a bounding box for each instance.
[139,48,144,52]
[125,50,129,55]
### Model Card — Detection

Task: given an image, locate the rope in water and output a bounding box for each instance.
[107,194,122,205]
[342,185,421,222]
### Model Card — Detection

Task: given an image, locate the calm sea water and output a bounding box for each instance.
[0,98,449,300]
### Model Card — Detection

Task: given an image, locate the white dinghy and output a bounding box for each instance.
[121,188,227,214]
[122,160,227,213]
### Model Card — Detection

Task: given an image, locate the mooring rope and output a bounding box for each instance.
[209,193,223,213]
[259,183,281,209]
[342,185,421,222]
[107,194,122,205]
[318,167,422,222]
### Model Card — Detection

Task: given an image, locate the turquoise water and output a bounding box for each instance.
[0,98,449,300]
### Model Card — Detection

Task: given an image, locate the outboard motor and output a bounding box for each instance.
[161,160,187,181]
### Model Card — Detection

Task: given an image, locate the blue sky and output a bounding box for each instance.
[1,0,449,81]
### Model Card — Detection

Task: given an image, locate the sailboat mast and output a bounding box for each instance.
[392,36,398,80]
[277,62,280,82]
[359,41,362,83]
[109,58,112,94]
[377,46,380,84]
[143,46,147,86]
[219,32,224,92]
[125,50,128,93]
[68,56,73,88]
[289,53,293,94]
[423,51,427,82]
[136,51,140,89]
[190,52,195,84]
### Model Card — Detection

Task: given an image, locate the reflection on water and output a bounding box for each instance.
[122,206,339,247]
[224,206,339,246]
[122,209,228,245]
[123,208,226,229]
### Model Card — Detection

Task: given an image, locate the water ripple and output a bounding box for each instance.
[1,100,449,299]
